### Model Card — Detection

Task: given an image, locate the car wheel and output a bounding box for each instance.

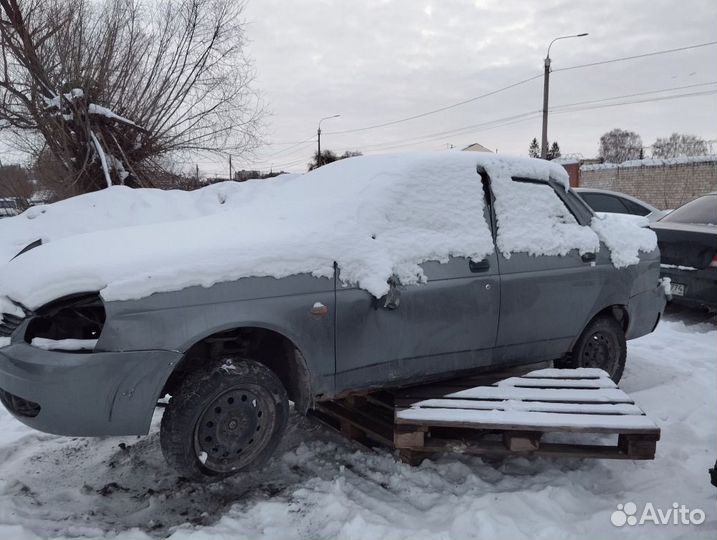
[569,315,627,382]
[160,357,289,481]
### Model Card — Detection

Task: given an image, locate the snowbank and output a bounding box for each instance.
[0,152,654,314]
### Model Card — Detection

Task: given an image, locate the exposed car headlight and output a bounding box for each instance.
[25,293,105,351]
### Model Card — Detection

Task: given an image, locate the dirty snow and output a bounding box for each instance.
[0,152,654,316]
[0,311,714,539]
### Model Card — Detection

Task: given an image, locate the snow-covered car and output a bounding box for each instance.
[574,188,668,221]
[0,152,666,480]
[651,192,717,311]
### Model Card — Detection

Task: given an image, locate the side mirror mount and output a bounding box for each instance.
[383,276,401,310]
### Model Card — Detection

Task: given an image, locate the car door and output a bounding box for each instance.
[491,177,603,364]
[334,194,500,394]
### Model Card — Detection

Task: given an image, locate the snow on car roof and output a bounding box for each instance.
[0,151,652,313]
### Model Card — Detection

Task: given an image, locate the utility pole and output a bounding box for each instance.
[317,114,340,168]
[541,33,588,159]
[228,154,233,181]
[195,164,199,182]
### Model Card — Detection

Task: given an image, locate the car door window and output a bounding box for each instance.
[491,177,599,257]
[580,193,630,214]
[619,198,651,216]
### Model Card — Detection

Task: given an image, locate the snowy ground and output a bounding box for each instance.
[0,307,714,540]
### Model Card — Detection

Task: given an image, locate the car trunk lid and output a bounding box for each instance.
[649,222,717,269]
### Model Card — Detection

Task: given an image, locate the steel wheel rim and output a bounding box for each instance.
[582,330,618,374]
[193,385,275,474]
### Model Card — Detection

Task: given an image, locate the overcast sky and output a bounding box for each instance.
[215,0,717,174]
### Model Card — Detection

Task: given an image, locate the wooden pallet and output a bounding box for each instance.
[312,367,660,465]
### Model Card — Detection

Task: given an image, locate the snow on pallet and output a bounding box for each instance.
[313,368,660,465]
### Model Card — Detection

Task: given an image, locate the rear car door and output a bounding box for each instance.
[491,177,604,363]
[334,179,500,394]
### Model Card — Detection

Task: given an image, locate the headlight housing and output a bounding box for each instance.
[25,293,105,348]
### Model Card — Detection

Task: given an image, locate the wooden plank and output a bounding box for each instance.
[498,377,617,389]
[503,431,541,451]
[410,438,656,460]
[404,398,644,416]
[316,401,394,447]
[522,368,609,379]
[396,408,659,434]
[445,386,634,403]
[618,433,659,459]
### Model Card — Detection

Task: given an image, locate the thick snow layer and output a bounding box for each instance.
[0,151,652,314]
[0,182,255,263]
[0,152,568,311]
[0,313,714,539]
[491,179,600,258]
[591,213,658,267]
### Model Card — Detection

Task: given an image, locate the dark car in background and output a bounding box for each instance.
[651,193,717,311]
[575,188,668,221]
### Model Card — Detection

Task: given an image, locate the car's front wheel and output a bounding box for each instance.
[568,315,627,382]
[160,358,289,481]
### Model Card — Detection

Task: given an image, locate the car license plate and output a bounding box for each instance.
[670,283,685,296]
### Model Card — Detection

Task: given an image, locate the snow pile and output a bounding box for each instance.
[591,213,657,267]
[0,182,269,263]
[581,155,717,171]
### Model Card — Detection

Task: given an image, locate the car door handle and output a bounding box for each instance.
[581,252,596,262]
[469,259,490,272]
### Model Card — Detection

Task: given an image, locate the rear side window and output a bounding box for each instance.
[620,198,651,216]
[580,192,629,214]
[490,177,600,257]
[660,194,717,225]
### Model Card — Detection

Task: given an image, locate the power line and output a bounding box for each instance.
[324,74,544,135]
[551,88,717,114]
[340,87,717,155]
[251,41,717,165]
[550,81,717,110]
[553,41,717,72]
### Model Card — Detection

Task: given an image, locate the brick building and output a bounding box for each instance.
[563,156,717,210]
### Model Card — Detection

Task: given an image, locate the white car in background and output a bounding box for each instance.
[574,188,670,221]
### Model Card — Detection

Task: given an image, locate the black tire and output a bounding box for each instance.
[160,358,289,481]
[569,315,627,382]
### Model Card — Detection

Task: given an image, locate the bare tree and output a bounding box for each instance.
[0,163,33,208]
[0,0,263,195]
[598,129,643,164]
[651,133,709,159]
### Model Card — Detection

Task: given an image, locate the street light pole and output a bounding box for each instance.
[541,33,588,159]
[317,114,340,168]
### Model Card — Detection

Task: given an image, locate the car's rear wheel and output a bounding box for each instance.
[567,315,627,382]
[160,358,288,481]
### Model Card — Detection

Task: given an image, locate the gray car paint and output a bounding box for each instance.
[0,169,666,437]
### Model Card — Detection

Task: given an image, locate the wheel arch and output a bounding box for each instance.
[160,324,314,414]
[571,304,629,350]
